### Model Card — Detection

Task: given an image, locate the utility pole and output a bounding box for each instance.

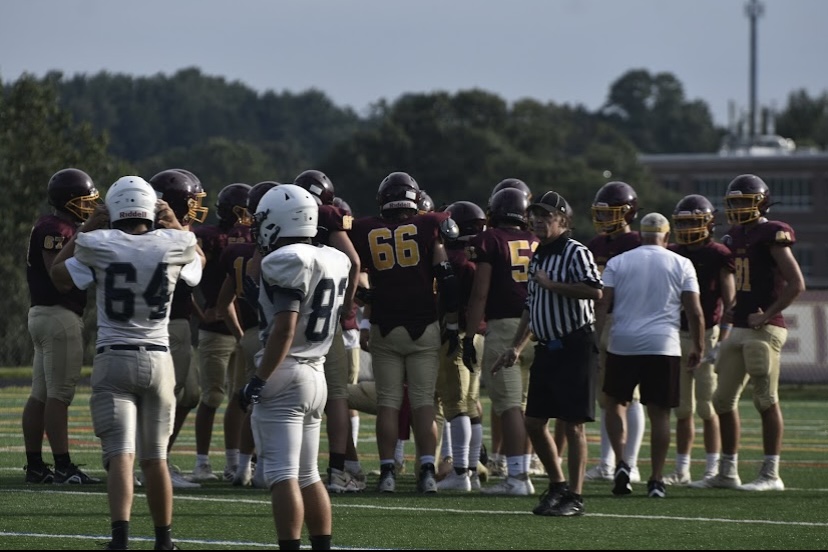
[745,0,764,140]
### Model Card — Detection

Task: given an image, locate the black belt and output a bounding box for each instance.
[96,344,168,354]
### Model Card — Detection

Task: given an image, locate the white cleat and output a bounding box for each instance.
[584,463,614,481]
[190,463,219,482]
[740,475,785,492]
[469,472,482,491]
[663,471,691,486]
[481,474,534,496]
[232,464,253,487]
[170,466,201,489]
[437,471,472,492]
[689,473,742,489]
[327,468,362,493]
[629,466,641,484]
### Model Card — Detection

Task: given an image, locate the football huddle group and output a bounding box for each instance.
[23,167,803,548]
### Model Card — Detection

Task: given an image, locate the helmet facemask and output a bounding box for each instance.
[724,193,765,225]
[187,191,209,224]
[672,212,713,244]
[591,204,632,235]
[65,191,101,222]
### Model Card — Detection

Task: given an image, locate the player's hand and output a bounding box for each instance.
[79,204,110,232]
[239,375,266,412]
[242,275,260,311]
[442,327,460,357]
[491,347,518,376]
[748,308,766,330]
[461,335,477,372]
[155,199,183,230]
[687,347,702,370]
[701,342,721,365]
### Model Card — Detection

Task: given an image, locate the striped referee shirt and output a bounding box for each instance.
[526,233,603,341]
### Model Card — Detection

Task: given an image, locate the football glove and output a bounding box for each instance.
[239,375,267,412]
[442,326,460,357]
[461,335,476,372]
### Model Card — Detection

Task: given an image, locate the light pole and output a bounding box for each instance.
[745,0,764,140]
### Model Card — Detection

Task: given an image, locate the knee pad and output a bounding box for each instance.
[696,400,715,421]
[179,385,200,411]
[201,388,225,409]
[674,402,693,420]
[744,340,771,378]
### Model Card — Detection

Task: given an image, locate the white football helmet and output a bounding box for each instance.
[254,183,318,251]
[106,175,157,224]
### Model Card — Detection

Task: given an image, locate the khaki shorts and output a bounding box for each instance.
[28,305,84,404]
[371,322,440,410]
[481,318,533,416]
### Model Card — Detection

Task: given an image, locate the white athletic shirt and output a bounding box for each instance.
[602,245,699,356]
[258,243,350,360]
[65,229,202,347]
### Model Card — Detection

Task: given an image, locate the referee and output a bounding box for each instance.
[493,190,603,517]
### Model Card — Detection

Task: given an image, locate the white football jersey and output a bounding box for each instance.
[66,229,202,347]
[258,243,350,360]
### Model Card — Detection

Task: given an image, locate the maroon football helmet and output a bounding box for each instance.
[216,183,253,225]
[418,190,435,214]
[724,174,771,225]
[673,194,716,244]
[170,168,208,222]
[149,169,204,225]
[591,181,639,235]
[376,171,420,214]
[47,168,99,223]
[445,200,486,238]
[491,178,532,202]
[294,169,335,206]
[488,187,530,227]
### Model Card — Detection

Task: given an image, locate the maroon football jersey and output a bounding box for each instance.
[315,204,353,246]
[219,242,259,330]
[669,241,735,330]
[446,241,485,334]
[194,223,252,333]
[351,212,444,338]
[169,283,194,320]
[26,214,86,316]
[466,227,539,320]
[723,220,795,329]
[587,231,641,315]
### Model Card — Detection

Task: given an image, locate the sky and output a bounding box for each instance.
[1,0,827,128]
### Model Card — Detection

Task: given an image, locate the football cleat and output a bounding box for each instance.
[469,471,482,491]
[54,464,101,485]
[629,465,641,484]
[327,468,362,493]
[740,475,785,492]
[190,462,219,482]
[223,464,238,483]
[378,465,396,493]
[528,453,547,476]
[584,463,614,481]
[647,480,667,498]
[24,463,55,484]
[437,470,471,492]
[232,464,253,488]
[612,462,633,496]
[532,485,566,516]
[689,472,742,489]
[344,467,367,491]
[170,466,201,489]
[663,470,691,486]
[481,473,534,496]
[417,463,438,493]
[486,456,508,479]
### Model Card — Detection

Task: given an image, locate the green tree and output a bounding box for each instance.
[0,74,130,365]
[600,69,721,153]
[775,90,828,149]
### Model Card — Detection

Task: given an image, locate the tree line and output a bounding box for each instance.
[1,66,825,365]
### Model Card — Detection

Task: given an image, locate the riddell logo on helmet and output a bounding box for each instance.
[119,210,150,219]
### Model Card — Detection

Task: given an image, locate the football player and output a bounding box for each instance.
[664,194,735,486]
[294,169,365,492]
[149,168,208,489]
[50,175,202,551]
[22,168,102,485]
[350,171,460,493]
[692,174,805,491]
[191,182,253,482]
[239,184,350,550]
[585,180,645,485]
[464,187,539,495]
[436,201,487,492]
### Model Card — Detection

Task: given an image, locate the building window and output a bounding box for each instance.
[793,246,812,279]
[765,177,813,211]
[660,177,681,193]
[691,177,730,211]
